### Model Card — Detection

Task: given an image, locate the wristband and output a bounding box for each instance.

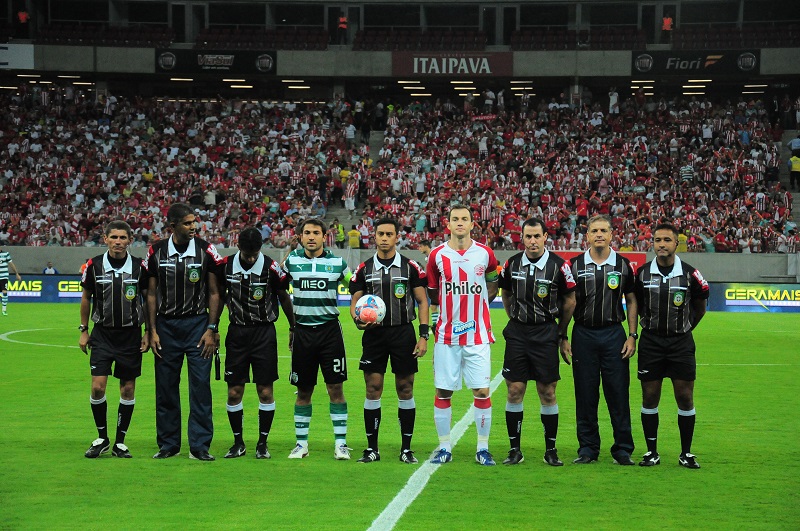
[207,323,219,333]
[419,324,429,336]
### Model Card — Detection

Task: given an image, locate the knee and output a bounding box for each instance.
[90,386,105,400]
[119,381,135,400]
[327,384,345,402]
[396,384,413,401]
[227,387,244,404]
[505,382,525,403]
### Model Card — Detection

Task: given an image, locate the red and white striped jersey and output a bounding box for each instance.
[426,240,498,346]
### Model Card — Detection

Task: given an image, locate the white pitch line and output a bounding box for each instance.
[0,328,79,349]
[368,370,506,531]
[698,363,795,366]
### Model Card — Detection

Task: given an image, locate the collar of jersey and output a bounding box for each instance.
[522,249,549,270]
[168,237,197,258]
[232,251,264,276]
[650,255,684,279]
[103,252,133,275]
[294,248,332,260]
[372,253,401,271]
[584,248,617,267]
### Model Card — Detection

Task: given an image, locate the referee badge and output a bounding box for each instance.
[607,271,621,290]
[672,290,685,307]
[252,286,265,301]
[535,279,551,299]
[123,279,138,301]
[187,263,202,283]
[394,282,407,299]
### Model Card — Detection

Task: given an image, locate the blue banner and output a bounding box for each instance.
[8,275,82,303]
[708,282,800,313]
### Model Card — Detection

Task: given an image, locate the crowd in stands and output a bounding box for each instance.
[0,83,798,254]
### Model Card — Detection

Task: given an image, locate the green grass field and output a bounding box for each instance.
[0,305,797,530]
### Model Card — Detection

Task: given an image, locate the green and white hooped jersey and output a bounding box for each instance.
[284,248,351,326]
[0,251,12,280]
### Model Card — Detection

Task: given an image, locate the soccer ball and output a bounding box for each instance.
[355,294,387,324]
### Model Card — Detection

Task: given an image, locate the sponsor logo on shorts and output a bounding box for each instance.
[452,320,476,335]
[225,371,233,376]
[290,371,299,384]
[638,369,649,375]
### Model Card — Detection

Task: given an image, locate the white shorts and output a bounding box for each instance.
[433,343,492,391]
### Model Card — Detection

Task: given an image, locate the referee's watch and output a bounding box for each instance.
[629,332,639,340]
[207,323,219,333]
[78,324,89,332]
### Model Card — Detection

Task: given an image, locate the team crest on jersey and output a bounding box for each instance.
[252,286,265,301]
[394,282,406,298]
[187,263,202,283]
[124,282,137,301]
[672,290,685,307]
[474,264,486,277]
[535,279,551,299]
[607,271,621,290]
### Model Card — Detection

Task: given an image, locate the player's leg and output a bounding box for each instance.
[289,325,318,458]
[250,324,279,459]
[431,344,461,463]
[571,325,602,462]
[598,326,634,464]
[153,318,186,457]
[359,372,384,462]
[320,322,349,459]
[502,321,529,465]
[185,317,214,460]
[107,329,142,458]
[536,380,564,466]
[255,384,275,459]
[464,344,494,465]
[111,379,136,458]
[1,281,8,314]
[85,374,111,458]
[638,332,666,466]
[225,384,247,458]
[673,379,698,467]
[389,325,419,463]
[395,374,417,462]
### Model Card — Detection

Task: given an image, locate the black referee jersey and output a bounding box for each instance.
[223,251,288,326]
[349,253,426,327]
[499,249,577,324]
[144,236,225,317]
[570,250,635,327]
[634,256,710,337]
[81,252,146,328]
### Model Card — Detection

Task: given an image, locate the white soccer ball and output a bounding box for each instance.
[355,294,387,324]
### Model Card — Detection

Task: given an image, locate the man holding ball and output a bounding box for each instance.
[349,218,429,463]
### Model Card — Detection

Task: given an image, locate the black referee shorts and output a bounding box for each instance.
[360,323,418,375]
[637,331,696,382]
[502,319,560,384]
[224,322,279,386]
[290,319,347,387]
[88,325,143,380]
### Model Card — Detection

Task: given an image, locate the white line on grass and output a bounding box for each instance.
[0,328,80,349]
[367,370,506,531]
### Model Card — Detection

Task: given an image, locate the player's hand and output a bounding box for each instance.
[412,337,428,358]
[559,338,572,365]
[150,331,163,358]
[621,337,636,360]
[215,332,221,349]
[353,317,378,330]
[79,331,90,354]
[198,329,216,359]
[140,331,150,353]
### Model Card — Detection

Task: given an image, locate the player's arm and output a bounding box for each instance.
[79,287,91,354]
[485,252,499,302]
[199,270,222,358]
[147,275,161,358]
[412,285,429,358]
[558,291,576,365]
[139,280,150,353]
[425,252,440,326]
[9,260,21,280]
[690,298,707,329]
[622,292,638,359]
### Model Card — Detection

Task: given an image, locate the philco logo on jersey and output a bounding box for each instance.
[607,271,621,290]
[300,278,328,290]
[187,263,202,283]
[394,283,406,298]
[452,320,476,335]
[443,281,483,295]
[124,279,138,301]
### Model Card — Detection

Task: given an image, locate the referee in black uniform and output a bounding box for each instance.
[634,223,709,469]
[498,217,576,467]
[220,227,295,460]
[564,215,637,465]
[349,218,429,464]
[79,221,149,459]
[145,203,224,461]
